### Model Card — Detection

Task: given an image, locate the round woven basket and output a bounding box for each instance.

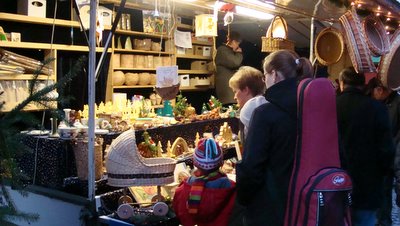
[390,28,400,44]
[106,129,176,187]
[339,9,376,73]
[315,27,344,66]
[379,30,400,91]
[362,15,390,56]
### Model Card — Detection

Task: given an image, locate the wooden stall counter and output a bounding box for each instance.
[17,117,239,195]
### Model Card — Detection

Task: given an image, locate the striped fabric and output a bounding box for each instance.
[187,170,221,214]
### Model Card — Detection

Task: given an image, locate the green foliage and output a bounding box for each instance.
[173,92,189,117]
[0,56,87,224]
[207,95,223,110]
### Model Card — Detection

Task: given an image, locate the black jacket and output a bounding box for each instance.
[236,78,297,226]
[337,87,395,209]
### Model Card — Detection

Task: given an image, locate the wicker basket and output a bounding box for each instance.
[362,14,390,56]
[106,129,176,187]
[339,9,376,73]
[379,30,400,91]
[261,16,295,52]
[72,139,103,180]
[315,27,344,66]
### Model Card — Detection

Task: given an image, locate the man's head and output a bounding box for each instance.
[339,67,365,91]
[227,31,241,51]
[365,77,392,101]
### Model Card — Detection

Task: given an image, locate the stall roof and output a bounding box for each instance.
[102,0,400,48]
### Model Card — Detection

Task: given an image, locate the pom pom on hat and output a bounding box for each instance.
[193,138,223,170]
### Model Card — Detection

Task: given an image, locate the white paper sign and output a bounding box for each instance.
[156,66,179,87]
[75,0,90,30]
[174,30,192,48]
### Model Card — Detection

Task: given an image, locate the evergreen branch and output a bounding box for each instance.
[0,55,87,224]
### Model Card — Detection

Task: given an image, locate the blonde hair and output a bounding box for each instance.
[229,66,266,96]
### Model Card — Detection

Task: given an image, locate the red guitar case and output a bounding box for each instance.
[284,78,353,226]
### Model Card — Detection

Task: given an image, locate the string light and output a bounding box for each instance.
[376,12,380,16]
[357,4,362,8]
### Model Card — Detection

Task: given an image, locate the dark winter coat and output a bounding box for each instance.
[236,78,298,226]
[336,87,395,210]
[215,45,243,105]
[385,91,400,195]
[386,91,400,147]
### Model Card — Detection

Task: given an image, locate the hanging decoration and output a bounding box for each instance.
[261,15,294,52]
[314,27,345,66]
[224,12,234,26]
[195,14,217,37]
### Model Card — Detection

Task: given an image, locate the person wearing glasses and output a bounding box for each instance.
[235,50,313,225]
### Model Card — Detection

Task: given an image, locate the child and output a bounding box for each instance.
[173,138,236,226]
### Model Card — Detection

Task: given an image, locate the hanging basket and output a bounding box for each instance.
[362,14,390,56]
[261,16,295,52]
[339,9,376,73]
[315,27,345,66]
[379,30,400,91]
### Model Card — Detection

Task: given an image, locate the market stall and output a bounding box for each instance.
[1,0,400,225]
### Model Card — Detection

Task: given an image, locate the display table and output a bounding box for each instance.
[17,117,239,193]
[103,117,239,152]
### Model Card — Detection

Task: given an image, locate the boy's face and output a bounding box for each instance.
[232,86,252,107]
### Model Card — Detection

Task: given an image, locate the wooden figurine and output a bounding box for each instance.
[157,141,163,157]
[195,132,200,147]
[166,140,173,158]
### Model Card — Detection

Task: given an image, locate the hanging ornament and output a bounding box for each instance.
[224,12,234,26]
[220,3,236,12]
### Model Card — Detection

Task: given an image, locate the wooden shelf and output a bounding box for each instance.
[1,101,57,112]
[0,13,80,28]
[192,40,213,46]
[0,74,54,80]
[176,54,211,60]
[0,41,110,52]
[113,68,157,71]
[151,104,164,108]
[177,24,193,30]
[113,85,155,89]
[115,29,171,39]
[100,0,146,10]
[178,70,211,74]
[180,86,212,91]
[114,49,174,55]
